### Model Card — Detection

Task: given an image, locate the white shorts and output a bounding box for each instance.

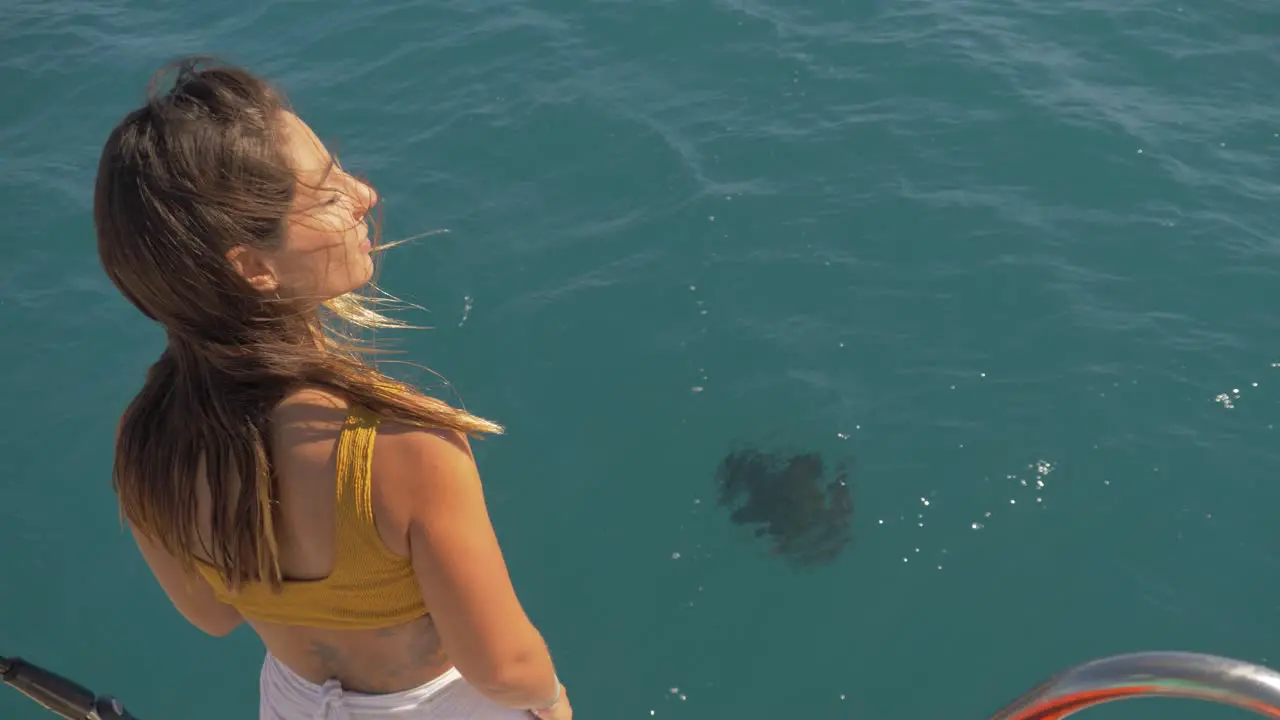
[258,653,533,719]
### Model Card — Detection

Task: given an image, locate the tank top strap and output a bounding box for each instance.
[332,404,384,567]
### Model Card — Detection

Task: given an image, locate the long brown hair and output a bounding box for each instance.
[95,56,502,590]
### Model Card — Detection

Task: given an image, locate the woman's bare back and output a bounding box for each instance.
[194,389,453,693]
[249,614,449,693]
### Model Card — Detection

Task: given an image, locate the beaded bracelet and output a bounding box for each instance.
[533,678,562,713]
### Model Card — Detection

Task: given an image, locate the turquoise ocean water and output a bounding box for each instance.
[3,1,1280,717]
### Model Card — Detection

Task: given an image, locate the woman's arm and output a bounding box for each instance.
[127,521,245,637]
[375,423,562,710]
[116,415,243,638]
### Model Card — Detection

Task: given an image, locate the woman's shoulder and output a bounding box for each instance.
[272,385,478,471]
[273,386,352,426]
[367,413,485,554]
[269,387,355,464]
[370,412,480,507]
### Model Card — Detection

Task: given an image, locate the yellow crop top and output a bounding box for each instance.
[193,405,428,630]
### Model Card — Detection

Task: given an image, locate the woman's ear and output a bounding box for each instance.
[226,246,280,293]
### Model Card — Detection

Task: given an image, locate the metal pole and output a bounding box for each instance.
[1,655,137,720]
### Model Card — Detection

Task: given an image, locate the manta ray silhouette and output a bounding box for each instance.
[715,446,854,567]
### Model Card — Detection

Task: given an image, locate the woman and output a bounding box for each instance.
[94,57,572,720]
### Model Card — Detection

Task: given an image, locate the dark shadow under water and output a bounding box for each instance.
[716,446,854,567]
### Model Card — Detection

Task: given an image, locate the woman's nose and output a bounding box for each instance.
[353,179,378,219]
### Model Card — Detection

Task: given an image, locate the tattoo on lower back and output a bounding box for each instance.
[309,616,447,693]
[409,615,446,666]
[309,641,346,679]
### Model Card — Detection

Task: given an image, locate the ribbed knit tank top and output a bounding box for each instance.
[193,405,428,629]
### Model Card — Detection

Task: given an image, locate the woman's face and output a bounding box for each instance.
[238,111,379,304]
